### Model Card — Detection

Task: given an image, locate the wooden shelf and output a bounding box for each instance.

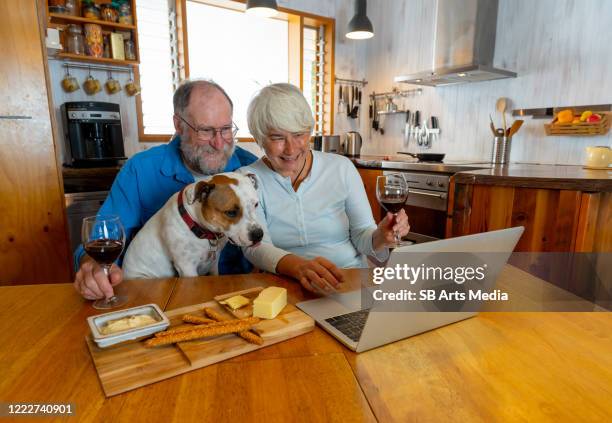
[45,2,139,68]
[56,52,139,66]
[48,13,136,30]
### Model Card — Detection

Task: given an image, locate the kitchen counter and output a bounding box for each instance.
[350,154,492,174]
[454,164,612,191]
[350,155,612,192]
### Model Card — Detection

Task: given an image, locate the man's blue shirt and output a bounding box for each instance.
[74,135,258,274]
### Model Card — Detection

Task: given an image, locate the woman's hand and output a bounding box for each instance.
[277,255,344,294]
[373,209,410,249]
[296,257,345,293]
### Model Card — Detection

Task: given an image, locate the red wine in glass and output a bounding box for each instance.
[82,215,127,309]
[84,239,124,265]
[381,198,406,214]
[376,174,410,247]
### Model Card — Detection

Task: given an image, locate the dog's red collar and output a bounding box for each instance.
[177,186,224,240]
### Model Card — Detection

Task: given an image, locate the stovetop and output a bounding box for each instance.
[353,156,492,174]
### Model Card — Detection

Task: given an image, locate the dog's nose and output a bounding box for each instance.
[248,226,264,243]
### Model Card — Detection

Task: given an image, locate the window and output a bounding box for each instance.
[136,0,334,141]
[186,1,288,137]
[303,26,326,135]
[135,0,176,139]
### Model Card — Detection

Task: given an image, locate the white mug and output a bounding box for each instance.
[584,146,611,168]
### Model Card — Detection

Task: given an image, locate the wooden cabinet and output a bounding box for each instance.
[574,192,612,252]
[448,182,611,252]
[0,0,71,284]
[357,167,383,223]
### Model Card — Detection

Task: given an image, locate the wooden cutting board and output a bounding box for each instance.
[86,290,314,397]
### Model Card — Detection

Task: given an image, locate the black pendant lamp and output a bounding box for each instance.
[346,0,374,39]
[246,0,278,18]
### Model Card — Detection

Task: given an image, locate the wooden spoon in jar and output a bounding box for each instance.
[496,97,508,134]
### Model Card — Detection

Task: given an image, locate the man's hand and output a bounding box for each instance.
[73,255,124,300]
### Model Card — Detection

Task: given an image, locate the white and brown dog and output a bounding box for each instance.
[123,172,263,279]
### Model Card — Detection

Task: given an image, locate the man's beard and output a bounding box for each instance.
[180,139,234,175]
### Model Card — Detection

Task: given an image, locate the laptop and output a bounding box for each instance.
[296,227,524,352]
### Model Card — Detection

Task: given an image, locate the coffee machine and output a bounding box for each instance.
[62,102,127,167]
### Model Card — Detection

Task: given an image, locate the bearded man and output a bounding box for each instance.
[73,79,257,301]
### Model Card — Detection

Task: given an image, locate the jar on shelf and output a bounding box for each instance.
[64,0,77,15]
[124,39,136,60]
[100,3,119,23]
[103,34,111,58]
[117,1,133,25]
[82,3,101,20]
[64,24,85,55]
[49,5,68,14]
[84,23,104,58]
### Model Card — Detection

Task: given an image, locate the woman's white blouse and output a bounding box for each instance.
[241,151,388,273]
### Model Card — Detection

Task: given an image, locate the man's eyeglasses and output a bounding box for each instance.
[176,114,238,142]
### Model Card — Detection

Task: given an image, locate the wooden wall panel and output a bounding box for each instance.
[357,168,383,223]
[510,188,539,251]
[0,0,71,284]
[451,184,589,252]
[576,192,612,253]
[550,190,581,251]
[449,182,473,238]
[593,193,612,252]
[468,185,515,234]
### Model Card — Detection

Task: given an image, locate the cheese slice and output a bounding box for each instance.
[220,295,250,310]
[253,287,287,319]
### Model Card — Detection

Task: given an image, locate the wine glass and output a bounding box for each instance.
[82,215,127,309]
[376,173,410,247]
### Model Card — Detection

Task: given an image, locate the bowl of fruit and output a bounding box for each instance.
[545,109,610,136]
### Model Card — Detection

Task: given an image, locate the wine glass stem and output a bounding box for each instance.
[393,213,401,246]
[101,265,115,302]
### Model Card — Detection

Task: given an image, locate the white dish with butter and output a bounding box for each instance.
[87,303,169,348]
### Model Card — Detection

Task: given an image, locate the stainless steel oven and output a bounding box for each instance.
[383,170,450,240]
[65,191,108,253]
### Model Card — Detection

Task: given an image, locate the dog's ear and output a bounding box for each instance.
[191,181,215,204]
[245,173,258,190]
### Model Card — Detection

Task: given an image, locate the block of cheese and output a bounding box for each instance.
[253,287,287,319]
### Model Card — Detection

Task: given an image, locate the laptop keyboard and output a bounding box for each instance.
[325,309,370,342]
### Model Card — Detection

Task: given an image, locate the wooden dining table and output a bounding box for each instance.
[1,266,611,422]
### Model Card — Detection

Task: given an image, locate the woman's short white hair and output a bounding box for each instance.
[247,83,314,146]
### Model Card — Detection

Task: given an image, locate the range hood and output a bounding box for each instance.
[395,0,516,87]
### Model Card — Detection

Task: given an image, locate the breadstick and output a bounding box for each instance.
[182,315,215,325]
[202,307,231,322]
[203,307,264,345]
[155,316,254,338]
[237,330,264,345]
[145,317,260,347]
[157,322,209,336]
[164,323,199,333]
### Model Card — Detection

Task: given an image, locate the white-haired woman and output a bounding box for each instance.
[242,83,409,293]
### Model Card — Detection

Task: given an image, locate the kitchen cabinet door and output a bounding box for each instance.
[0,0,71,284]
[357,167,383,223]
